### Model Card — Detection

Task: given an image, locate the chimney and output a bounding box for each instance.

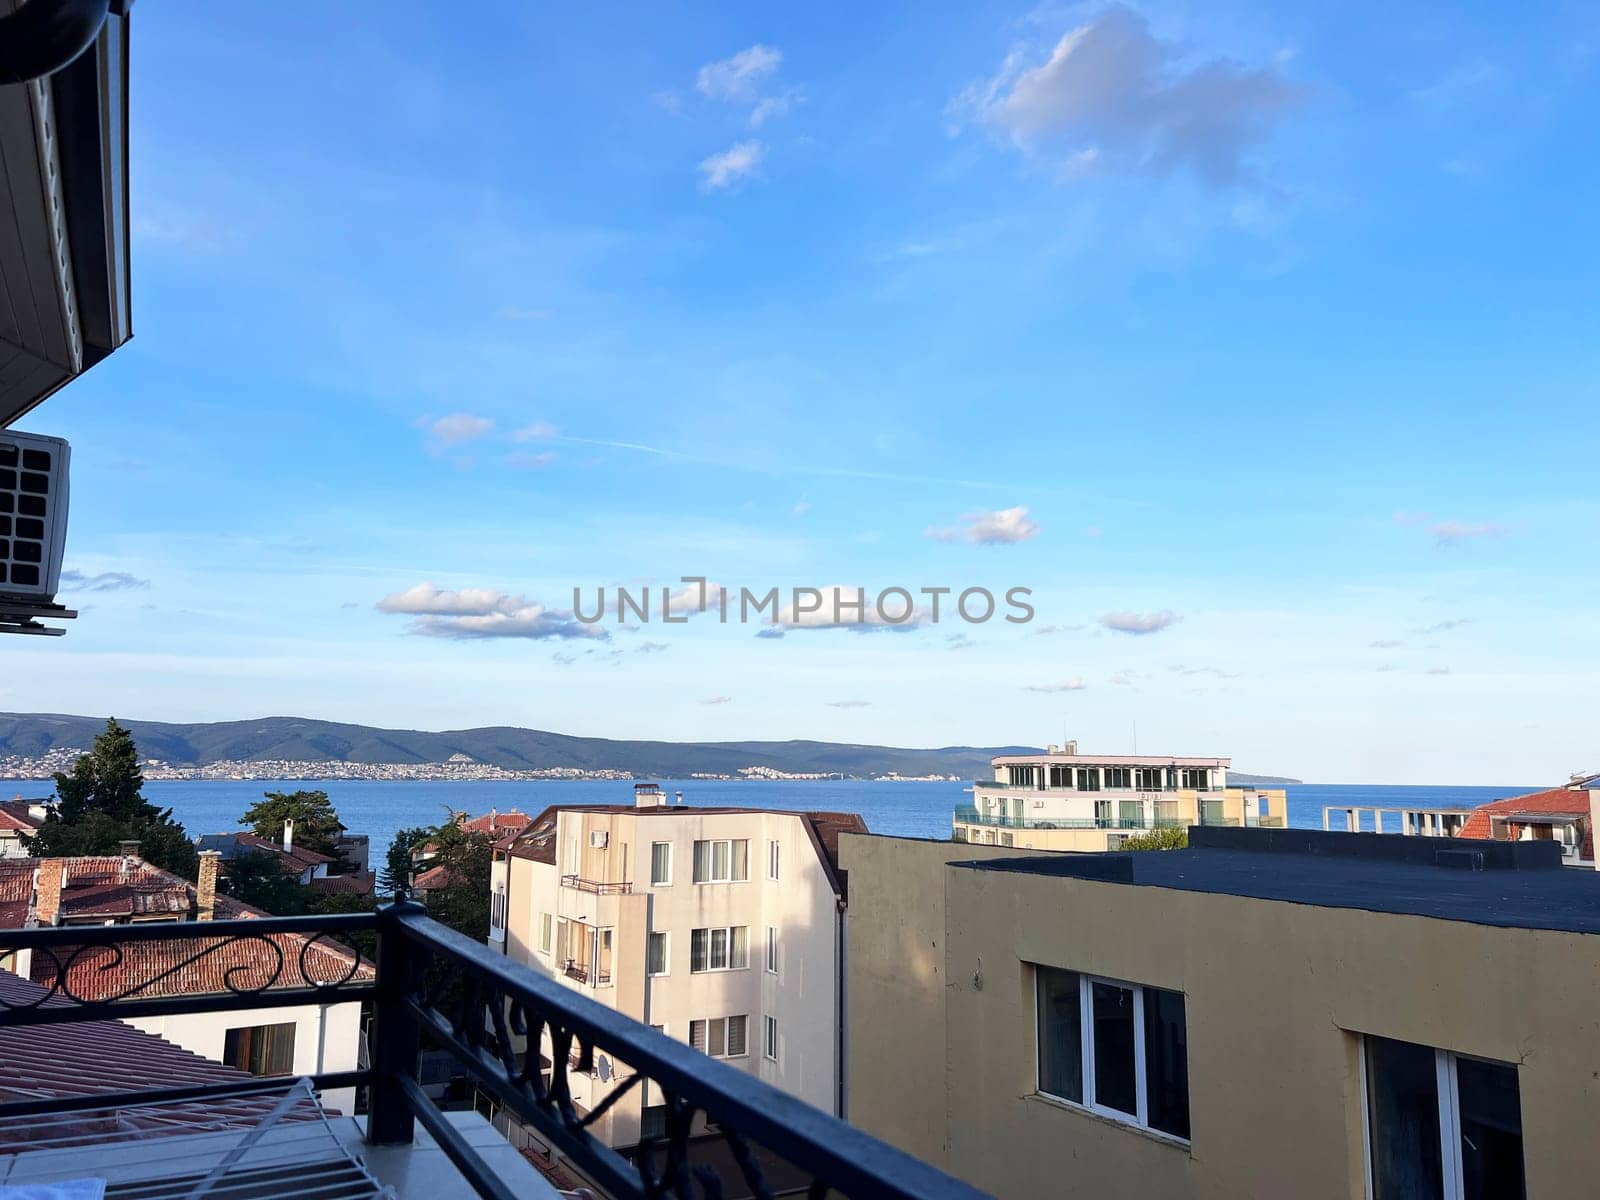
[119,840,140,881]
[196,850,221,921]
[35,863,63,927]
[282,818,294,854]
[634,783,665,809]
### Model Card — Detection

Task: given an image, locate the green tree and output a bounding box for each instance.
[420,824,494,941]
[1120,826,1189,851]
[218,849,309,916]
[306,887,379,960]
[241,790,344,859]
[27,718,199,879]
[381,826,435,895]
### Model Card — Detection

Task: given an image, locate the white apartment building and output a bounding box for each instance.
[956,740,1286,852]
[491,786,862,1148]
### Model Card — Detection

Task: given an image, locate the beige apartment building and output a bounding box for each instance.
[492,786,863,1148]
[956,740,1286,851]
[842,825,1600,1200]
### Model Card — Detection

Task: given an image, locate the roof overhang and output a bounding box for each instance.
[0,0,132,428]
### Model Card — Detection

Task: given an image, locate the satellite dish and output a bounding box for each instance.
[598,1056,613,1082]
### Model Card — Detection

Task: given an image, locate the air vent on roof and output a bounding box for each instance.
[0,430,73,636]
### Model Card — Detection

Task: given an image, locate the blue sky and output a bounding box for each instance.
[7,1,1599,781]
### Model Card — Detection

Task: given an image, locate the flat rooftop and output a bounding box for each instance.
[956,826,1600,936]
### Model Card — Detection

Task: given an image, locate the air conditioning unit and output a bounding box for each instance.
[589,830,609,849]
[1,430,73,636]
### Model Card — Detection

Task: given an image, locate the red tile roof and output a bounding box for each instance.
[234,831,335,870]
[419,810,536,859]
[0,856,374,1000]
[309,870,375,896]
[0,800,42,833]
[1458,787,1595,860]
[411,863,459,891]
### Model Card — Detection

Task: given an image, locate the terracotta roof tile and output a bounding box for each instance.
[309,871,375,896]
[1458,787,1595,860]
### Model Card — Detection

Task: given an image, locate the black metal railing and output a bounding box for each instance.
[0,903,989,1200]
[561,874,633,895]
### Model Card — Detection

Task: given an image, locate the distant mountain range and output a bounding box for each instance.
[0,713,1300,784]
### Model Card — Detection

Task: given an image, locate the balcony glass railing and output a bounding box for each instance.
[0,903,985,1200]
[953,805,1185,831]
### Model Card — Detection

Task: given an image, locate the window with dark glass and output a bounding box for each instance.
[1136,766,1163,790]
[224,1022,296,1077]
[1104,766,1132,789]
[1365,1034,1524,1200]
[1035,966,1188,1140]
[1076,768,1100,792]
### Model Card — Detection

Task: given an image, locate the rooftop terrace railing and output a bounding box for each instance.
[0,903,987,1200]
[953,805,1185,831]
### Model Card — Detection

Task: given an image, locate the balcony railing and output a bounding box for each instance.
[0,903,985,1200]
[561,875,633,895]
[953,805,1185,831]
[562,960,613,987]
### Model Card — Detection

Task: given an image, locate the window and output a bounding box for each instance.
[1076,768,1100,792]
[1048,764,1071,788]
[1006,764,1038,788]
[650,842,672,886]
[489,887,506,935]
[539,912,553,955]
[224,1022,297,1077]
[690,1015,748,1059]
[641,1104,667,1140]
[1135,766,1163,791]
[1364,1035,1523,1200]
[1034,966,1189,1141]
[764,1016,778,1062]
[768,840,780,880]
[691,926,749,972]
[648,931,669,976]
[1104,766,1132,789]
[1119,800,1143,827]
[1181,767,1211,790]
[766,927,778,974]
[692,838,749,883]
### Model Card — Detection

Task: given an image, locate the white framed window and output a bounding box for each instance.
[690,926,749,972]
[692,839,749,883]
[689,1015,748,1059]
[538,912,553,955]
[767,840,780,880]
[764,1015,778,1062]
[1362,1034,1524,1200]
[650,841,672,886]
[489,887,507,937]
[765,927,777,975]
[647,931,669,976]
[1034,965,1189,1142]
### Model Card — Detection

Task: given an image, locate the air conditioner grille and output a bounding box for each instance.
[0,433,67,598]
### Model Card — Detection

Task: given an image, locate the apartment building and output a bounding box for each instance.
[955,740,1286,851]
[493,786,863,1148]
[842,825,1600,1199]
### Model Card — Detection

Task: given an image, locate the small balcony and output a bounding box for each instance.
[562,960,613,987]
[0,905,986,1200]
[559,875,632,895]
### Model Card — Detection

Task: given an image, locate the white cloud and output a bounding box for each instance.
[376,583,603,641]
[699,141,764,191]
[952,5,1301,186]
[58,570,149,593]
[1370,639,1404,649]
[750,90,803,128]
[827,700,872,709]
[1101,610,1179,635]
[1025,678,1088,693]
[513,422,558,442]
[1430,521,1509,545]
[1416,619,1470,634]
[701,695,734,706]
[792,499,811,516]
[506,452,557,469]
[776,585,926,632]
[696,45,782,103]
[636,641,670,654]
[926,505,1040,545]
[426,413,494,445]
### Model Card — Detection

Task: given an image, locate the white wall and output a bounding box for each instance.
[126,999,364,1112]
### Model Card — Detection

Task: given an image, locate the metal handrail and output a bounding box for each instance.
[560,875,633,895]
[953,806,1185,832]
[0,904,989,1200]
